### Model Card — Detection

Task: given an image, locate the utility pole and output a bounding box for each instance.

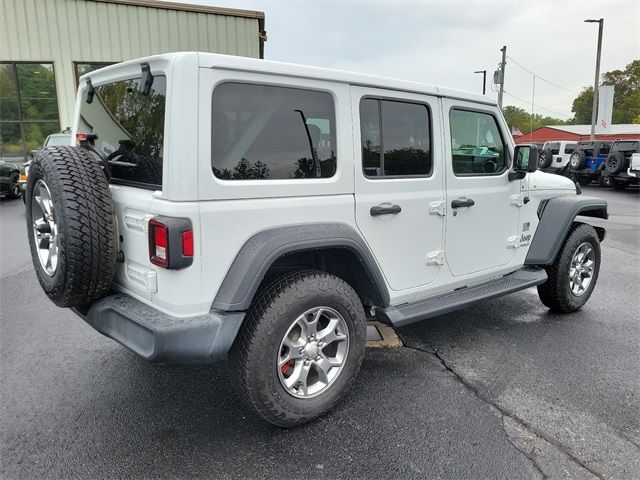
[585,18,604,141]
[474,70,487,95]
[497,45,507,109]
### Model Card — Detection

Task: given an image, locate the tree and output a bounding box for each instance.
[570,60,640,124]
[502,105,566,134]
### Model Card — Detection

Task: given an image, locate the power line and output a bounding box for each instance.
[503,90,572,119]
[506,55,580,94]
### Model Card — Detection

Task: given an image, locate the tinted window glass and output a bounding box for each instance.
[564,144,576,154]
[360,98,431,177]
[450,109,506,175]
[212,83,336,180]
[599,143,611,155]
[78,76,166,188]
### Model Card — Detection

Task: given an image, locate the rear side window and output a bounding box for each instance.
[564,144,577,154]
[78,76,166,188]
[211,83,336,180]
[360,98,431,177]
[449,109,507,175]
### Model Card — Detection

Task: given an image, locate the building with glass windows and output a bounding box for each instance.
[0,0,266,163]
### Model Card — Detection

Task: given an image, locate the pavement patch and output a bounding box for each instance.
[365,321,402,348]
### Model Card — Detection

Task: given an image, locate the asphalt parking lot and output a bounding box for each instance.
[1,186,639,479]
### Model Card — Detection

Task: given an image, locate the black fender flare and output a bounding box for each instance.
[212,223,390,311]
[525,195,607,265]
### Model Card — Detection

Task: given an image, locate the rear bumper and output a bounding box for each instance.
[75,293,244,364]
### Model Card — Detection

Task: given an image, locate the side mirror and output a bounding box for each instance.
[514,144,539,173]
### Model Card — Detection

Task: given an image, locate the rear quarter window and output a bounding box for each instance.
[211,83,337,180]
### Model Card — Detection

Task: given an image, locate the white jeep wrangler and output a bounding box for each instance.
[25,53,607,427]
[537,140,578,172]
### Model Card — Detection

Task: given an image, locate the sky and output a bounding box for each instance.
[179,0,639,120]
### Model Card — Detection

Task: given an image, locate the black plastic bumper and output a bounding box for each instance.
[75,294,245,364]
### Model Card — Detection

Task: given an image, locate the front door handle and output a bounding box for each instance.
[451,198,475,209]
[370,204,402,216]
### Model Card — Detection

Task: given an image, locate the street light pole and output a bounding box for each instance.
[474,70,487,95]
[585,18,604,141]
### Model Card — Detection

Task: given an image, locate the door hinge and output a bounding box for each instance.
[507,235,521,249]
[510,193,527,207]
[426,250,445,266]
[429,200,446,216]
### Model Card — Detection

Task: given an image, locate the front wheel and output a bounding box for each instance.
[229,270,367,427]
[537,223,601,313]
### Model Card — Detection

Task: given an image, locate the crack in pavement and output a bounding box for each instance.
[500,416,548,480]
[402,343,605,479]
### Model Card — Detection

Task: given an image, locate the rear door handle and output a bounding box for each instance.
[451,198,475,209]
[370,204,402,216]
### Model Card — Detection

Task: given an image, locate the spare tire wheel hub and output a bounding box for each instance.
[31,179,58,276]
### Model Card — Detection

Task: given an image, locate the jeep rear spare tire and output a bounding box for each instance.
[604,151,626,174]
[26,146,118,308]
[538,149,553,169]
[569,150,586,170]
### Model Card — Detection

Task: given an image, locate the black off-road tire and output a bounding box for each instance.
[228,270,367,428]
[538,149,553,169]
[26,146,118,308]
[604,152,626,174]
[8,171,21,198]
[537,223,601,313]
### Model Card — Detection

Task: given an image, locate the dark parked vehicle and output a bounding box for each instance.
[601,140,640,190]
[568,141,613,185]
[0,159,21,199]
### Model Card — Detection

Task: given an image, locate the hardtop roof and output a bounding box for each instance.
[82,52,496,107]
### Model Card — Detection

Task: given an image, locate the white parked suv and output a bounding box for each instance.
[537,140,578,171]
[25,53,608,427]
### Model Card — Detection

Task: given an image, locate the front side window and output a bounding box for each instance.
[450,109,507,175]
[211,83,336,180]
[360,98,431,177]
[78,75,166,188]
[0,62,60,163]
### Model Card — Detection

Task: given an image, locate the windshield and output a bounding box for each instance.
[78,75,166,188]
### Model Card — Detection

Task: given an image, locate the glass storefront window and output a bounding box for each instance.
[75,63,114,85]
[0,62,60,163]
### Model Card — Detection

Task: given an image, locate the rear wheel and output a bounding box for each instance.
[537,223,600,313]
[229,270,367,427]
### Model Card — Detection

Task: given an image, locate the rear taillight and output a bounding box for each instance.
[149,220,169,267]
[148,217,193,270]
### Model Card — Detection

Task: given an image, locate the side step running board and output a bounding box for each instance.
[376,267,547,327]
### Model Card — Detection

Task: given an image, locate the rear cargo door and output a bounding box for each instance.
[75,74,168,300]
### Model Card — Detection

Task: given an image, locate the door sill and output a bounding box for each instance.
[376,267,547,327]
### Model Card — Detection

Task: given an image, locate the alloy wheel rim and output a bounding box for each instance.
[569,242,595,297]
[277,306,349,399]
[31,179,59,276]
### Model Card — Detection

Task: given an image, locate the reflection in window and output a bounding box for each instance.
[361,98,431,177]
[78,76,167,187]
[211,83,337,180]
[0,63,60,162]
[450,109,506,175]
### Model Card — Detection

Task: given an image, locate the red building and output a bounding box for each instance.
[514,124,640,144]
